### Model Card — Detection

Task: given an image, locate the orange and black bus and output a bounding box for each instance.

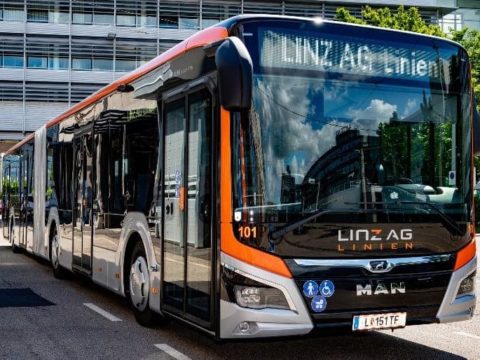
[1,15,477,339]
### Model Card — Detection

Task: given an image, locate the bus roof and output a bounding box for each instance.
[217,14,465,51]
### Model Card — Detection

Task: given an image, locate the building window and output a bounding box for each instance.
[48,12,69,24]
[27,9,49,23]
[439,13,463,33]
[179,17,199,29]
[159,16,178,28]
[27,56,47,69]
[3,8,24,22]
[73,12,93,25]
[72,58,92,70]
[201,18,218,28]
[48,57,68,70]
[137,15,157,27]
[3,55,24,68]
[93,58,112,71]
[159,2,202,29]
[93,13,113,25]
[117,14,136,26]
[116,59,136,72]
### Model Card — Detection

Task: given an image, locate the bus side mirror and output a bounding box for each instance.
[215,37,252,112]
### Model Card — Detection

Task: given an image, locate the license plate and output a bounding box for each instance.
[352,312,406,331]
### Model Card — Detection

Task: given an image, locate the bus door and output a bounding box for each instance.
[162,87,214,328]
[72,131,93,273]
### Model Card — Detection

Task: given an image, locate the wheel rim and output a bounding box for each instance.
[129,256,149,311]
[51,234,60,269]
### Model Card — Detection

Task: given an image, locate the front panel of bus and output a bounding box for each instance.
[219,18,476,338]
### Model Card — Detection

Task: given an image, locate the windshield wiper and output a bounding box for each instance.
[399,201,465,236]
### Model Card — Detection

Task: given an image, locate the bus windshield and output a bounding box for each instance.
[233,20,472,257]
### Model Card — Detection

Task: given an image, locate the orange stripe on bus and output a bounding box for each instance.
[454,238,476,270]
[220,107,292,279]
[5,26,229,156]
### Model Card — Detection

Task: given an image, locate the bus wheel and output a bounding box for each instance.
[9,219,19,254]
[128,242,166,327]
[50,230,67,279]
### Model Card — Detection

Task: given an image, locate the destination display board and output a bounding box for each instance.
[259,27,453,84]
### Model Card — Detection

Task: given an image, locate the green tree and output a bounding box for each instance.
[335,6,444,36]
[451,28,480,108]
[450,29,480,197]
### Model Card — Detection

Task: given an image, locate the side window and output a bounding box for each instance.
[93,91,158,243]
[105,95,158,218]
[46,146,54,202]
[187,90,212,249]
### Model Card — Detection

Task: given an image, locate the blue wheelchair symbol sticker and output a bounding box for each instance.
[311,295,327,313]
[319,280,335,298]
[302,280,318,298]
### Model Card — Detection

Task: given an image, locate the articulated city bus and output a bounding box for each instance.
[1,15,477,339]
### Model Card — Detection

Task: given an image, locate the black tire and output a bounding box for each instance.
[126,242,168,327]
[9,218,19,254]
[50,229,68,279]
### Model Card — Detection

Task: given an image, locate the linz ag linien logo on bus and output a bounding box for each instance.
[337,229,413,252]
[356,282,406,296]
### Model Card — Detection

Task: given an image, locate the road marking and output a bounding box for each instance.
[84,303,122,322]
[155,344,192,360]
[453,331,480,340]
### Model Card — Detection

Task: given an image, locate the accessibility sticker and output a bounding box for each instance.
[303,280,318,298]
[319,280,335,298]
[311,295,327,313]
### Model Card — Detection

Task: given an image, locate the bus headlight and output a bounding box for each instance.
[222,267,290,310]
[456,271,476,298]
[234,285,289,310]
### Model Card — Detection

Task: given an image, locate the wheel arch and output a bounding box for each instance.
[123,232,143,294]
[119,212,156,297]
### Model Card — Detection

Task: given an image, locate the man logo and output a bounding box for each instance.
[356,282,406,296]
[367,260,393,273]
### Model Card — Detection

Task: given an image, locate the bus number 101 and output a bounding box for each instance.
[239,226,257,239]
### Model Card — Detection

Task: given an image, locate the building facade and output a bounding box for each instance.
[0,0,466,149]
[438,0,480,32]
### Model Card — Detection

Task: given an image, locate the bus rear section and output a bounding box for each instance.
[217,17,476,338]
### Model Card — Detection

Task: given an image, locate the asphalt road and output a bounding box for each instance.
[0,236,478,360]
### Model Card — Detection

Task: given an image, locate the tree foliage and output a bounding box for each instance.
[451,28,480,107]
[335,6,444,36]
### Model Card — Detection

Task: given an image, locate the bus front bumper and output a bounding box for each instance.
[220,252,313,339]
[436,256,476,323]
[219,253,476,339]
